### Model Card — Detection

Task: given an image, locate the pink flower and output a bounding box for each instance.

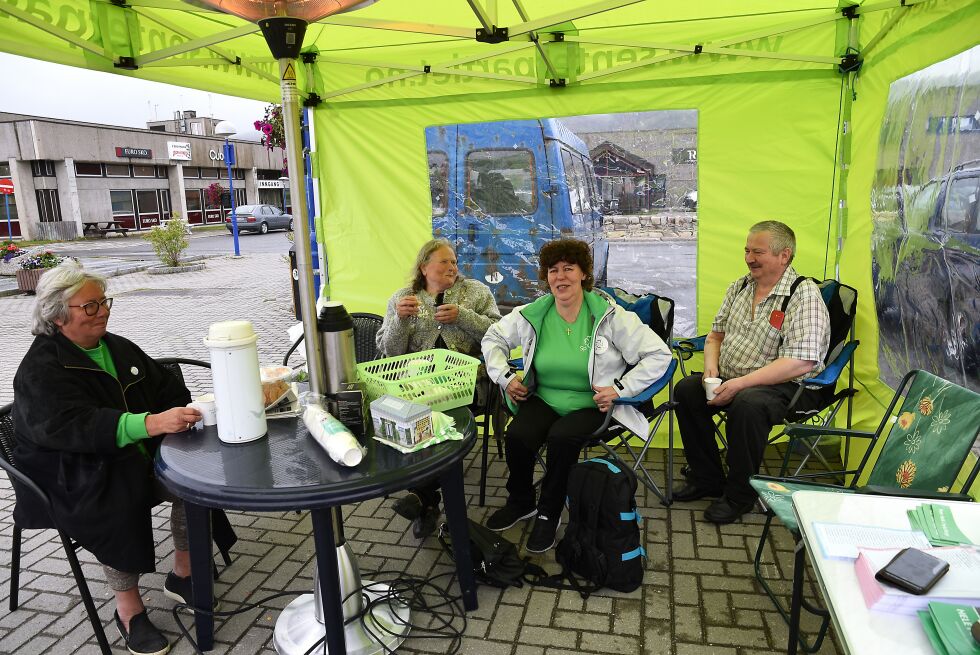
[262,124,273,135]
[253,120,262,130]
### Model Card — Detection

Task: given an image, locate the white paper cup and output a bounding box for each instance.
[189,394,217,429]
[703,377,722,401]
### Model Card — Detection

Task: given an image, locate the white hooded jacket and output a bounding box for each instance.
[481,289,672,439]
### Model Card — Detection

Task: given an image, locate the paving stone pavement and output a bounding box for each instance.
[0,254,841,654]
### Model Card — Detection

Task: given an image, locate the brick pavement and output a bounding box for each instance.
[0,254,841,654]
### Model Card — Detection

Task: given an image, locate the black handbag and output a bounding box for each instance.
[438,520,545,589]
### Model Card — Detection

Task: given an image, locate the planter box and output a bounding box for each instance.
[16,268,46,293]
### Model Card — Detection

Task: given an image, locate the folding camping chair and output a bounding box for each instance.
[671,278,859,480]
[749,369,980,654]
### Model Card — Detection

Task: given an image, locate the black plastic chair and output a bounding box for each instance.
[351,312,384,363]
[0,403,112,654]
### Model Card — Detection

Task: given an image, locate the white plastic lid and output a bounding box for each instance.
[204,320,258,348]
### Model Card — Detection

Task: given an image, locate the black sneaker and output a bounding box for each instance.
[114,610,170,655]
[392,493,423,521]
[485,503,537,532]
[525,514,561,553]
[413,505,441,539]
[164,572,220,610]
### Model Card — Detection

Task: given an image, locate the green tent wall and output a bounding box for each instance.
[1,0,977,485]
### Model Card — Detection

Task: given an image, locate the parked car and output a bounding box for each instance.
[224,205,293,234]
[872,160,979,390]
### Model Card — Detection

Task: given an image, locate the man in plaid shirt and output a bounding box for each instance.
[674,221,830,524]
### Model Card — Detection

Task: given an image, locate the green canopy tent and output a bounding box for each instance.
[1,0,976,482]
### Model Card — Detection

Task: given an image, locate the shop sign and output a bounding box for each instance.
[115,147,152,159]
[672,148,697,164]
[168,141,192,160]
[257,180,286,189]
[0,179,13,195]
[209,148,225,162]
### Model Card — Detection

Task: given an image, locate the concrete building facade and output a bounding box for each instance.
[0,112,289,240]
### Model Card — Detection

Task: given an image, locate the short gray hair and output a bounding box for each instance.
[749,220,796,263]
[31,260,107,336]
[410,238,456,292]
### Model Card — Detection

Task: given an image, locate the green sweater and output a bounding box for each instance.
[77,340,150,448]
[532,302,595,415]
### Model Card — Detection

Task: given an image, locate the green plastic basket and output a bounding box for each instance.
[356,348,479,411]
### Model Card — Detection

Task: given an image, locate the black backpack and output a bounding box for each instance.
[546,457,646,598]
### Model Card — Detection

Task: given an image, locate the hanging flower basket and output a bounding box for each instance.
[16,268,46,293]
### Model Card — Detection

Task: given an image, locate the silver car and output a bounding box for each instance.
[224,204,293,234]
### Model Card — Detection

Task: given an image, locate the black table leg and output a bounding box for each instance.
[185,502,215,651]
[310,508,347,655]
[787,539,806,655]
[439,461,478,610]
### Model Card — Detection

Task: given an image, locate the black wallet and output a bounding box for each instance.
[874,547,949,595]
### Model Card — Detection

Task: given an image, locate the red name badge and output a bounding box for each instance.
[769,310,785,330]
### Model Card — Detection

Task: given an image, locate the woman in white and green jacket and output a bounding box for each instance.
[481,238,671,553]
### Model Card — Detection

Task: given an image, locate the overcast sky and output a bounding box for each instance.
[0,52,267,141]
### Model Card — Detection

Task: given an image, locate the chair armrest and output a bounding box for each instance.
[508,358,524,370]
[0,458,54,514]
[671,335,706,359]
[612,359,677,407]
[857,485,975,502]
[784,423,875,440]
[803,340,859,388]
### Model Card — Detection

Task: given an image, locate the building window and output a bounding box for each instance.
[0,162,10,176]
[156,165,168,178]
[136,190,161,229]
[234,169,245,180]
[35,189,63,222]
[110,189,134,214]
[428,151,448,217]
[190,123,204,136]
[132,165,156,178]
[159,190,171,217]
[75,162,103,177]
[183,167,200,179]
[257,169,284,180]
[105,164,131,177]
[31,160,56,177]
[201,168,219,179]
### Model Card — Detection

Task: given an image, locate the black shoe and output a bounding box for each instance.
[525,514,561,553]
[392,493,423,521]
[114,610,170,655]
[704,497,755,525]
[485,503,537,531]
[673,481,724,502]
[164,572,220,610]
[413,505,441,539]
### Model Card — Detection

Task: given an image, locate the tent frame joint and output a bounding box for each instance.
[475,26,509,43]
[303,93,322,108]
[301,51,318,64]
[114,56,138,70]
[693,44,703,54]
[840,4,859,19]
[552,32,565,42]
[549,78,566,87]
[423,65,431,73]
[838,51,862,75]
[110,0,130,7]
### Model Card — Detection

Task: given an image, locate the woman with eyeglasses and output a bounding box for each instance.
[12,260,222,655]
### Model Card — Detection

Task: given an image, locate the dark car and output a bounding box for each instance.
[224,204,293,234]
[873,161,979,391]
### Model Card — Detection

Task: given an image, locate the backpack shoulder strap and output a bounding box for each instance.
[780,274,809,314]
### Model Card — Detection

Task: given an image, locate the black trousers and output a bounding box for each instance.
[504,395,607,519]
[674,373,827,504]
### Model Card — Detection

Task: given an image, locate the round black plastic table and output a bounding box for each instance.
[155,407,476,653]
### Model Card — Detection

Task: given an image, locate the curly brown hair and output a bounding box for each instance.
[538,238,594,291]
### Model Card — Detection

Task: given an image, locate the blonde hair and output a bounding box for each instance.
[31,260,107,336]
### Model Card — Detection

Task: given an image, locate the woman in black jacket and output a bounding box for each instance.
[13,261,209,655]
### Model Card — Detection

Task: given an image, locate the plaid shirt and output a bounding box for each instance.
[712,267,830,381]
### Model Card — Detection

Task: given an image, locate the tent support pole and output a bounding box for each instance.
[0,3,109,58]
[134,23,259,65]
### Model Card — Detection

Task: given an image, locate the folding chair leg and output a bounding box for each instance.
[9,525,20,611]
[60,532,112,655]
[479,424,490,506]
[787,540,806,655]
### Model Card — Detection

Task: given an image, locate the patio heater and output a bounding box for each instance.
[213,121,241,257]
[186,3,404,655]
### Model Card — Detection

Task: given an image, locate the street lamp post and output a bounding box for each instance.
[214,121,241,257]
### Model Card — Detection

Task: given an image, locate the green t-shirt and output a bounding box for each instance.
[532,304,595,415]
[76,340,150,448]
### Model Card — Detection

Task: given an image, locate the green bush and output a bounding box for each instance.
[146,214,189,267]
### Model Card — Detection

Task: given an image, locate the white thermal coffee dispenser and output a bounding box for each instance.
[204,320,267,444]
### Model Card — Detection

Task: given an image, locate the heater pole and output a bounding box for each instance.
[280,57,326,395]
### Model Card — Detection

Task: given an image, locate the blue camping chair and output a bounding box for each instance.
[671,278,860,480]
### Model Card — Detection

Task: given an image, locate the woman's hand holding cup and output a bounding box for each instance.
[395,295,420,319]
[145,406,204,437]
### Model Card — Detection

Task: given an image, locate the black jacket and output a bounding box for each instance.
[13,331,200,572]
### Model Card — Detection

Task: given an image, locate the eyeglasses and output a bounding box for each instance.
[68,297,114,316]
